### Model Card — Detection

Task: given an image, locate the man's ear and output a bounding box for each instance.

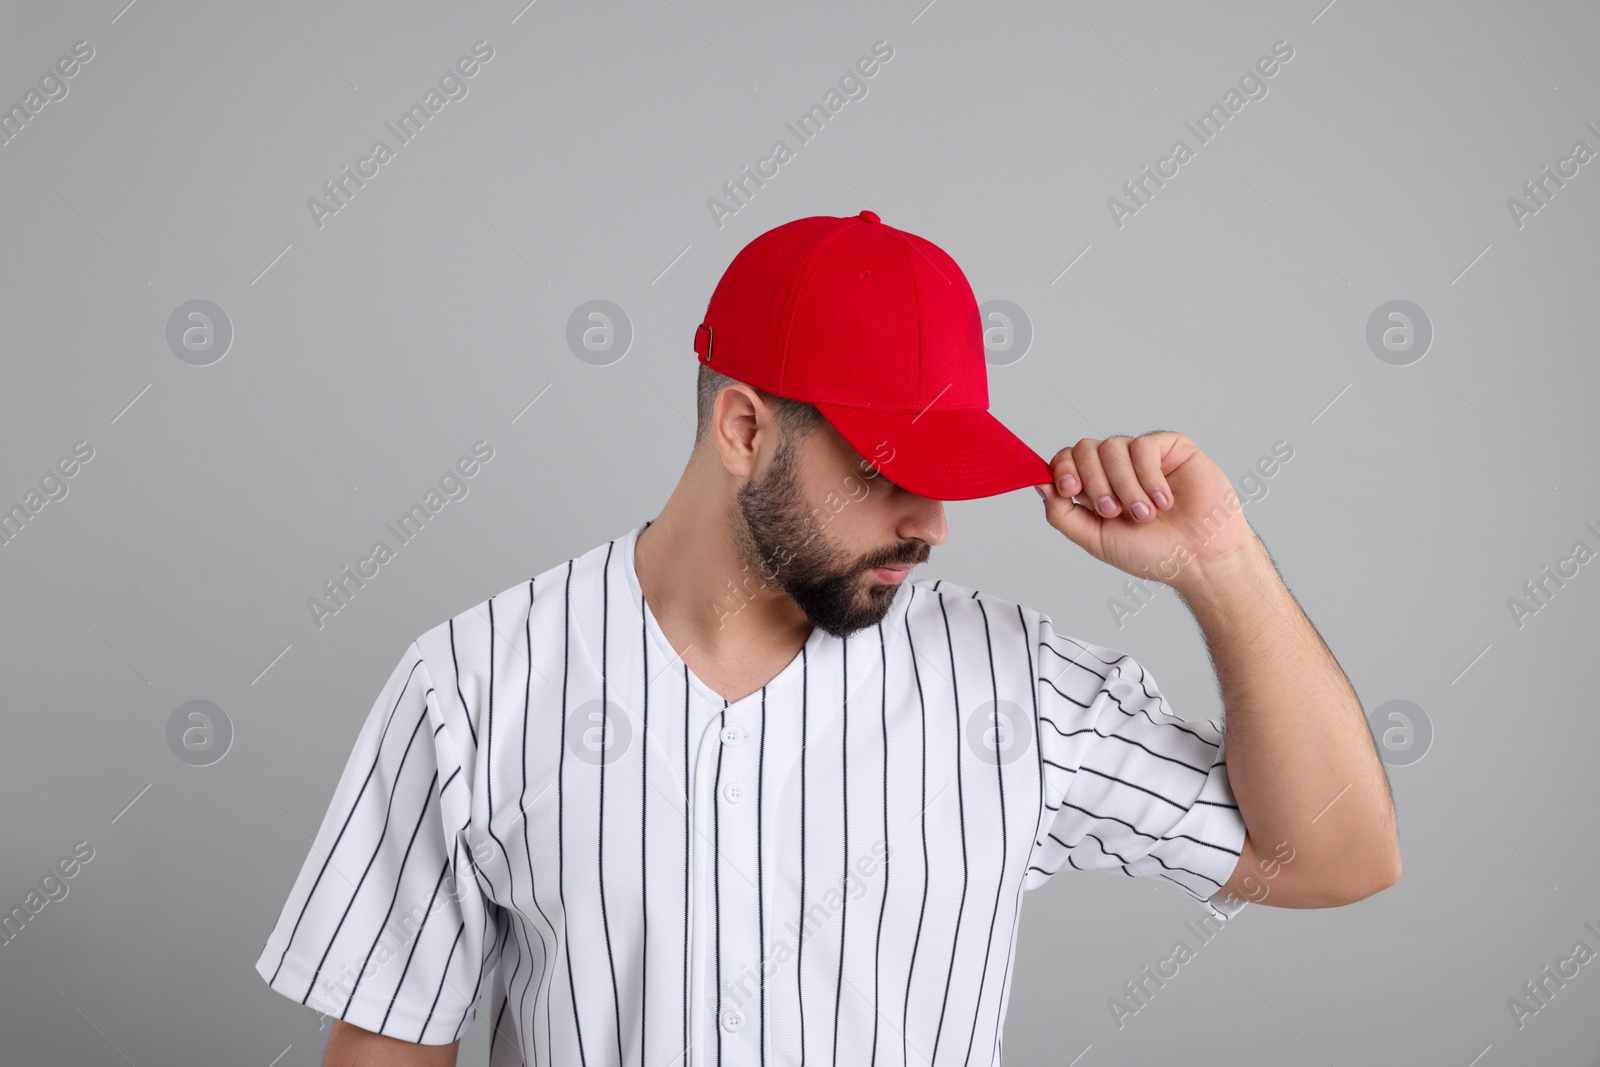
[712,383,771,479]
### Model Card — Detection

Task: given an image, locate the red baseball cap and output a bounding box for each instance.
[693,210,1052,501]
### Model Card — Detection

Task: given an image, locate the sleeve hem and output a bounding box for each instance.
[1165,733,1249,921]
[254,941,474,1045]
[1191,786,1249,923]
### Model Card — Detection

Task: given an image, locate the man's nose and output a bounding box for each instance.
[902,498,946,549]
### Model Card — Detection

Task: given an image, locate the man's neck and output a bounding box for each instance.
[635,483,813,682]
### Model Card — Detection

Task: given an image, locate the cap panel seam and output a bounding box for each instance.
[883,227,927,406]
[774,218,853,398]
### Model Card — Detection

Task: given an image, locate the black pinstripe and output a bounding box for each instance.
[961,598,1006,1067]
[640,586,650,1067]
[928,587,968,1065]
[830,636,847,1067]
[713,697,727,1067]
[868,621,888,1067]
[560,560,590,1066]
[797,645,809,1067]
[900,585,929,1067]
[756,686,767,1067]
[598,542,626,1066]
[520,577,558,1067]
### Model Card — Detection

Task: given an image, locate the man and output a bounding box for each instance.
[254,210,1400,1066]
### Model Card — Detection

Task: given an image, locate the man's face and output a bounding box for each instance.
[732,418,945,638]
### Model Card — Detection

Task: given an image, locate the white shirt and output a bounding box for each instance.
[255,520,1246,1065]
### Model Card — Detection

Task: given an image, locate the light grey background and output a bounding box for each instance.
[2,0,1597,1064]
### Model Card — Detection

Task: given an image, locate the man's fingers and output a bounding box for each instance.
[1097,436,1159,521]
[1051,433,1180,521]
[1072,438,1117,517]
[1128,435,1174,512]
[1046,445,1080,497]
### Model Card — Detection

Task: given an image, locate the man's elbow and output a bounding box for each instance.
[1269,840,1400,908]
[1309,848,1402,907]
[1335,854,1401,905]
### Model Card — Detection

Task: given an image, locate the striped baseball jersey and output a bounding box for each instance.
[254,519,1247,1065]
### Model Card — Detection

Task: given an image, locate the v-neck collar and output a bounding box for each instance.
[619,519,910,714]
[625,520,818,710]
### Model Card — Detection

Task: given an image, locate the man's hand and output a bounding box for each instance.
[1034,431,1258,592]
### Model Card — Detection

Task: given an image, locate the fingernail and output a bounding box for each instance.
[1130,501,1150,521]
[1152,490,1169,508]
[1096,496,1115,516]
[1058,474,1076,493]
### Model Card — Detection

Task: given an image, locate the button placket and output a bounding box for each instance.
[717,708,761,1055]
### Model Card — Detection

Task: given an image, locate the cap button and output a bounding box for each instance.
[858,210,880,225]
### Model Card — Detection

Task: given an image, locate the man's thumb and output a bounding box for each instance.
[1036,482,1098,547]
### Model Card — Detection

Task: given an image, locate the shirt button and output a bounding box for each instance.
[722,782,744,804]
[720,725,744,746]
[721,1008,745,1032]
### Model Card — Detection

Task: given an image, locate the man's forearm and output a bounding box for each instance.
[1176,536,1400,906]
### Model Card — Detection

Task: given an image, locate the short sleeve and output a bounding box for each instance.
[1025,619,1248,921]
[253,641,501,1043]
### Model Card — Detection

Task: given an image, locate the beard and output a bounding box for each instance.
[732,428,929,639]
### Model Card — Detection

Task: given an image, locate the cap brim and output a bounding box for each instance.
[812,402,1053,501]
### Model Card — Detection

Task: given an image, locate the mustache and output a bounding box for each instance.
[862,542,930,570]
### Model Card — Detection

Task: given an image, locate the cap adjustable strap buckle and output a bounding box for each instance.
[694,322,714,363]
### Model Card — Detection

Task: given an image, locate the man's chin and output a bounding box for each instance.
[799,586,898,640]
[854,585,903,629]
